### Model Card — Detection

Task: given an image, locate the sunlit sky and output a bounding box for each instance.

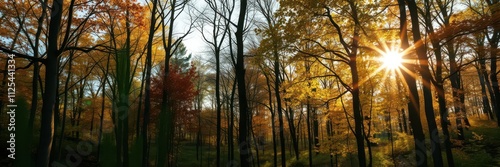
[183,30,207,56]
[175,0,209,59]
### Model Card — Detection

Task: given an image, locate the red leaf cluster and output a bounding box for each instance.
[150,64,198,127]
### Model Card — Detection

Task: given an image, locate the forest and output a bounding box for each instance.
[1,0,500,166]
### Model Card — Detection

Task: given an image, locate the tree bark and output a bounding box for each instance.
[36,0,63,165]
[313,107,319,154]
[236,0,250,166]
[348,24,366,167]
[410,0,444,165]
[400,109,408,133]
[422,0,454,162]
[28,0,47,139]
[263,70,277,166]
[215,33,222,167]
[399,1,428,166]
[273,29,287,167]
[445,39,466,141]
[56,51,74,160]
[229,76,237,163]
[432,39,455,167]
[306,99,313,167]
[474,33,495,119]
[142,0,158,165]
[489,30,500,126]
[285,107,299,160]
[97,52,110,162]
[484,0,500,125]
[477,63,494,119]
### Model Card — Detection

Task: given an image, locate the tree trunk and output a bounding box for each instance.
[423,0,454,162]
[142,0,158,166]
[306,100,313,167]
[349,29,366,167]
[264,71,277,166]
[136,58,147,139]
[402,109,408,134]
[75,80,86,139]
[236,0,250,166]
[344,2,367,166]
[97,51,111,161]
[459,72,471,127]
[484,0,500,127]
[274,38,287,167]
[36,0,63,165]
[313,107,319,154]
[474,33,495,119]
[229,77,237,163]
[326,118,334,167]
[251,121,261,167]
[477,63,494,119]
[157,0,179,165]
[283,104,299,160]
[56,51,74,160]
[411,0,444,165]
[29,0,47,140]
[398,1,427,166]
[447,42,465,140]
[489,30,500,127]
[114,11,133,165]
[216,45,222,167]
[397,109,403,133]
[431,28,455,167]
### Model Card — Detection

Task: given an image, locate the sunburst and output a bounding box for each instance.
[357,41,418,89]
[380,50,403,70]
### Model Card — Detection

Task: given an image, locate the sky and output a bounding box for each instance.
[175,0,210,59]
[183,30,208,57]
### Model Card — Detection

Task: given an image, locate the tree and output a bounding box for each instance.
[398,0,428,165]
[255,0,288,165]
[171,43,192,72]
[150,64,198,133]
[94,1,147,166]
[276,0,374,165]
[156,0,194,165]
[199,0,232,164]
[35,0,64,164]
[485,0,500,127]
[236,0,251,166]
[407,0,444,165]
[142,0,158,166]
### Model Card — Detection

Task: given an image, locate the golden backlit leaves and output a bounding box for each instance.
[272,0,431,129]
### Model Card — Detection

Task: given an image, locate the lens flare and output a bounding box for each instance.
[380,51,403,70]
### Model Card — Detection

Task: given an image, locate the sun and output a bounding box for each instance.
[360,42,413,88]
[380,50,403,70]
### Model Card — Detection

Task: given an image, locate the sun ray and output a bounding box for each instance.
[356,29,424,93]
[358,38,423,93]
[380,51,403,69]
[358,65,388,88]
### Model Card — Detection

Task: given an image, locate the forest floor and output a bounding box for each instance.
[176,119,500,167]
[1,118,499,167]
[457,119,500,167]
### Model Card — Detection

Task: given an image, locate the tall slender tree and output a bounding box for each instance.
[256,0,287,165]
[485,0,500,126]
[398,0,427,166]
[236,0,250,166]
[199,0,231,164]
[142,0,159,165]
[408,0,446,165]
[36,0,64,165]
